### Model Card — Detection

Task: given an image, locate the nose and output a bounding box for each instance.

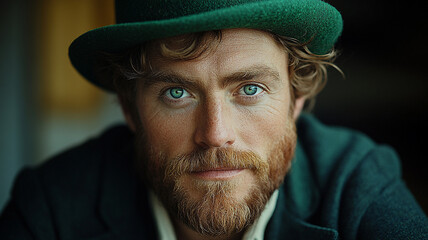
[194,99,236,149]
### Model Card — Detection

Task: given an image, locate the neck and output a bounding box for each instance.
[173,218,244,240]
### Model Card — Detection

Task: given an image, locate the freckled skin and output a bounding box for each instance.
[123,28,305,240]
[136,29,292,158]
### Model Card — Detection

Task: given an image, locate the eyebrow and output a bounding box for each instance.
[142,70,199,89]
[142,64,281,88]
[221,65,281,88]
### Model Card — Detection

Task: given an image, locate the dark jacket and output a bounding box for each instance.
[1,114,427,240]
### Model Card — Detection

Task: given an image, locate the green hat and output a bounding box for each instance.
[69,0,343,92]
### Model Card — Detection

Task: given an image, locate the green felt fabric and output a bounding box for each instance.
[1,114,427,239]
[68,0,343,91]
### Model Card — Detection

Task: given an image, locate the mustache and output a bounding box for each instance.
[164,148,268,179]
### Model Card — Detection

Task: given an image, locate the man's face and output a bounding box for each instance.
[127,29,298,237]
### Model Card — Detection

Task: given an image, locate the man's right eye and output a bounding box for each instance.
[164,87,190,99]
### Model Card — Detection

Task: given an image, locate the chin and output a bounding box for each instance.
[166,169,272,236]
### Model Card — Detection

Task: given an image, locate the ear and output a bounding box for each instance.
[293,97,306,121]
[118,96,137,133]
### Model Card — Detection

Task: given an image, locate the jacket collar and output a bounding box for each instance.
[265,183,338,240]
[282,140,320,220]
[263,121,339,239]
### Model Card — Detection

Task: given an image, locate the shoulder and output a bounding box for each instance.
[287,114,401,215]
[291,114,424,238]
[264,115,428,239]
[42,124,133,170]
[296,114,401,189]
[297,114,380,163]
[17,124,134,192]
[5,125,135,237]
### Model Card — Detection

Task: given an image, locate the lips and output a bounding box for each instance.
[191,168,244,179]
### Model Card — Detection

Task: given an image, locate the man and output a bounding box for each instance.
[1,0,427,239]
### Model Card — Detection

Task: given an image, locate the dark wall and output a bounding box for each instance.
[314,0,428,213]
[0,1,37,210]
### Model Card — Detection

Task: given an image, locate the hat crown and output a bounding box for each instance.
[115,0,267,23]
[71,0,342,91]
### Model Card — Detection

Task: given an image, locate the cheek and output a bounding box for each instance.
[137,104,195,157]
[235,101,291,158]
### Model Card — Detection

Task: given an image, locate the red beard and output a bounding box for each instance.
[135,122,296,237]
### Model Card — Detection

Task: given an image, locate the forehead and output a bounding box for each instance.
[148,29,288,80]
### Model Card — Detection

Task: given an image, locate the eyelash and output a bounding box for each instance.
[238,84,265,94]
[159,87,192,105]
[234,83,267,103]
[160,83,267,105]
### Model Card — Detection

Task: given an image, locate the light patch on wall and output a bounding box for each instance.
[38,0,115,113]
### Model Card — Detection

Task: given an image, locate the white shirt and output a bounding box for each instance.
[149,190,279,240]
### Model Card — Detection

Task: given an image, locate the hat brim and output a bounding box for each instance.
[69,0,342,91]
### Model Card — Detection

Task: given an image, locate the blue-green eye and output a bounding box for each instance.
[170,88,184,98]
[240,84,262,96]
[165,87,190,99]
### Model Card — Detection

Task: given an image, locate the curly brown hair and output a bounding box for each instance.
[98,30,341,116]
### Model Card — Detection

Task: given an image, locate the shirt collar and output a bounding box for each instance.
[149,190,279,240]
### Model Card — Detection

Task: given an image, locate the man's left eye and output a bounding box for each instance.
[239,84,263,96]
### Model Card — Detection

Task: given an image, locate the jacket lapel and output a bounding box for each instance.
[265,186,338,240]
[264,141,338,240]
[98,135,157,240]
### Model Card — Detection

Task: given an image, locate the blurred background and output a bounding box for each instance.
[0,0,427,214]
